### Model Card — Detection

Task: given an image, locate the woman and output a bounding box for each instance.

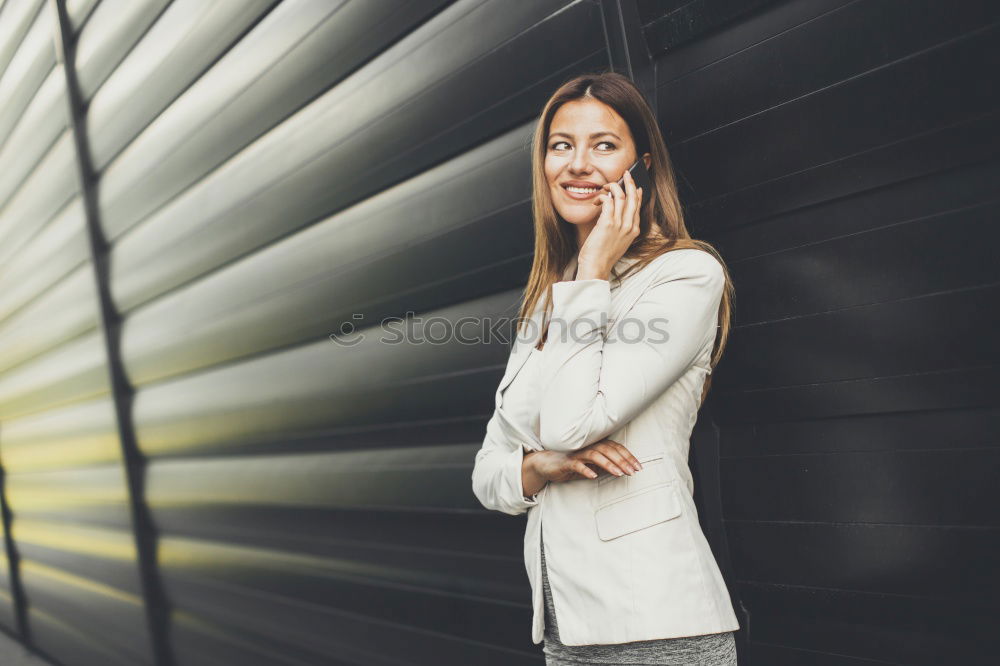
[471,71,740,665]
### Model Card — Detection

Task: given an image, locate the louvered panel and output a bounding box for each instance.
[0,265,100,376]
[27,604,140,666]
[0,65,70,212]
[107,2,606,660]
[6,473,132,535]
[0,0,94,656]
[642,1,1000,663]
[677,24,1000,204]
[96,0,451,246]
[0,0,45,80]
[120,122,533,385]
[639,0,782,56]
[135,297,536,663]
[658,1,1000,145]
[131,285,519,456]
[720,161,1000,321]
[84,0,278,170]
[0,395,140,664]
[0,180,131,665]
[0,399,121,474]
[106,0,602,315]
[71,0,171,101]
[0,131,79,271]
[0,0,50,145]
[0,198,89,326]
[738,582,992,666]
[15,527,151,665]
[0,330,110,421]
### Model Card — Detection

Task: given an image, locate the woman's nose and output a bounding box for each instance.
[569,151,593,173]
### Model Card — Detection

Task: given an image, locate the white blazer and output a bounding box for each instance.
[472,247,741,645]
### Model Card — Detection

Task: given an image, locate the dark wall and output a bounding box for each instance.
[0,1,995,665]
[664,1,1000,665]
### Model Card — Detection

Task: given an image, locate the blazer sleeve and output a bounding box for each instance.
[471,406,540,516]
[537,250,725,453]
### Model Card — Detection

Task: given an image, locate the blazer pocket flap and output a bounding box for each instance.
[594,483,681,541]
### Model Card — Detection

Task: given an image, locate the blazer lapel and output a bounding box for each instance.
[496,311,540,397]
[496,254,641,399]
[491,255,649,452]
[496,257,576,396]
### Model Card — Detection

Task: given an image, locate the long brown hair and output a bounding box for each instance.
[517,71,735,405]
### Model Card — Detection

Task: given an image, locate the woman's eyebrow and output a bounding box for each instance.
[549,131,622,140]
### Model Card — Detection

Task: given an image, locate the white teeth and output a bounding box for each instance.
[566,186,598,194]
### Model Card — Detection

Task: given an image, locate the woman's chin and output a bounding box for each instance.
[555,206,599,226]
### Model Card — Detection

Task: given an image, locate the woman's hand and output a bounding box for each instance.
[577,168,643,281]
[527,439,643,486]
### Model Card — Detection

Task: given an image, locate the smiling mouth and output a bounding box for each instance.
[562,185,601,198]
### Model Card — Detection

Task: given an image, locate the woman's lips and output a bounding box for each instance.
[562,185,602,200]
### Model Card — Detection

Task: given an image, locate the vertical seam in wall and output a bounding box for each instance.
[597,0,618,73]
[599,1,657,107]
[0,423,31,647]
[46,2,175,665]
[613,0,634,77]
[618,0,655,100]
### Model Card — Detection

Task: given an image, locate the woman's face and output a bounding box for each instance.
[544,98,650,227]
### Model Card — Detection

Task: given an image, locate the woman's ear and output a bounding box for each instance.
[642,152,651,170]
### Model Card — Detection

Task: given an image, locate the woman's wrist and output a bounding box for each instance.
[521,451,548,498]
[575,259,611,281]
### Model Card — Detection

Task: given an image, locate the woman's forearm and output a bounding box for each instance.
[537,251,725,452]
[521,451,548,498]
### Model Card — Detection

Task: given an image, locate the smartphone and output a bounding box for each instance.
[594,158,652,207]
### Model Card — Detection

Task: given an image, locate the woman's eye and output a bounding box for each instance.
[549,141,616,151]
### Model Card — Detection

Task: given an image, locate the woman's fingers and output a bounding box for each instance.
[607,181,625,229]
[572,460,599,480]
[607,440,642,471]
[606,173,641,237]
[559,439,647,482]
[599,446,639,475]
[538,439,648,485]
[622,170,641,234]
[592,439,642,472]
[581,449,633,477]
[596,189,613,223]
